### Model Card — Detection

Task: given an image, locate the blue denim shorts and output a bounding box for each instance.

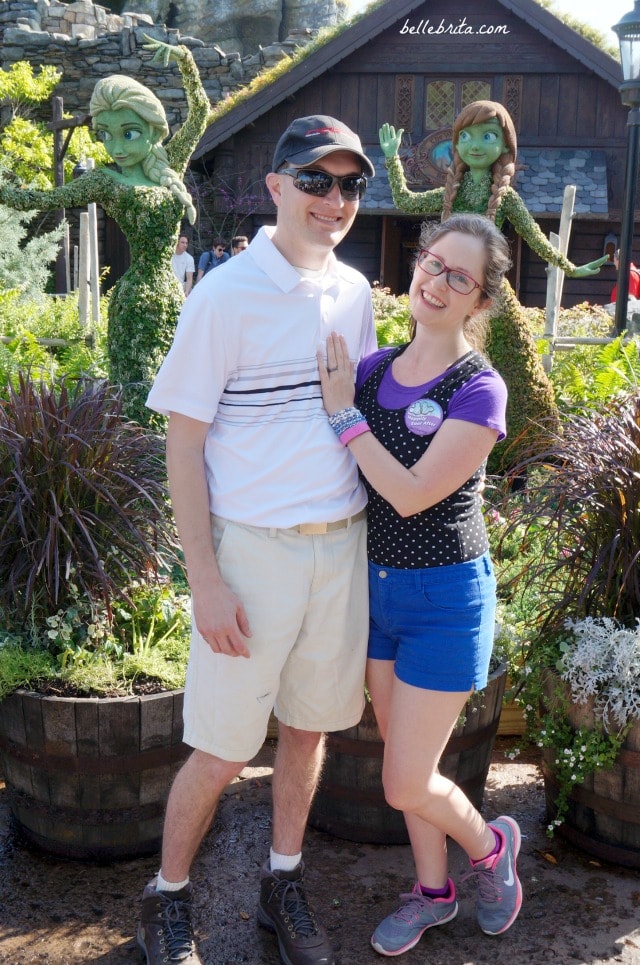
[367,552,496,692]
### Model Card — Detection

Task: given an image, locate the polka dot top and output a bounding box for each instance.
[357,346,503,569]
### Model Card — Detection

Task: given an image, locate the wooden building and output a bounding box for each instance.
[192,0,628,306]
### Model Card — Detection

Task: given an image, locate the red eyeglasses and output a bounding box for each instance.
[416,249,483,295]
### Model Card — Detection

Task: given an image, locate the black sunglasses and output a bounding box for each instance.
[278,167,367,201]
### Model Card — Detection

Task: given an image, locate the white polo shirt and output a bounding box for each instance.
[147,226,377,527]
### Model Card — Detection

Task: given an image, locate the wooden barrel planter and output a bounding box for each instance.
[309,662,507,844]
[0,688,189,861]
[541,676,640,869]
[497,674,527,737]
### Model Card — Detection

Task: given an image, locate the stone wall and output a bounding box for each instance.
[0,0,321,128]
[121,0,342,54]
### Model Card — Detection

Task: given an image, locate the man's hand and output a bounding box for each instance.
[165,411,251,657]
[379,123,404,159]
[192,580,252,658]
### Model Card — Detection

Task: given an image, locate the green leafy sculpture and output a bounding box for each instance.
[0,38,210,424]
[379,100,608,471]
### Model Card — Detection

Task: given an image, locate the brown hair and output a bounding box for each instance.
[409,213,512,347]
[441,100,517,223]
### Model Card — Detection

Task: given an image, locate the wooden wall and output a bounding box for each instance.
[201,0,631,306]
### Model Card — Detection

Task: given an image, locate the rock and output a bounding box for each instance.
[122,0,339,54]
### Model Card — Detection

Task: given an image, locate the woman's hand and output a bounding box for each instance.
[142,34,187,66]
[379,123,403,160]
[317,333,356,416]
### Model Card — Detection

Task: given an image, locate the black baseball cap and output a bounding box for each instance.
[272,115,375,178]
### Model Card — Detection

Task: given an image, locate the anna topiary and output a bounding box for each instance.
[379,100,607,472]
[485,280,558,472]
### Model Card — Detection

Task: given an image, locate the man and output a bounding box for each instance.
[140,115,376,965]
[231,234,249,255]
[171,233,195,296]
[611,248,640,302]
[195,237,229,282]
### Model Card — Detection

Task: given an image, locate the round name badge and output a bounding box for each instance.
[405,398,443,436]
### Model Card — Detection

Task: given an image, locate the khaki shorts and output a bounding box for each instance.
[183,514,368,762]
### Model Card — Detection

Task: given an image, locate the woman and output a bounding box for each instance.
[379,100,608,471]
[318,213,521,957]
[0,38,210,424]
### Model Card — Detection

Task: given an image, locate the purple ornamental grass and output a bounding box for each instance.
[499,391,640,631]
[0,374,179,629]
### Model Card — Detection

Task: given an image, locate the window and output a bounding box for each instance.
[424,79,492,130]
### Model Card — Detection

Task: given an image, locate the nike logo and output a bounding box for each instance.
[503,863,515,887]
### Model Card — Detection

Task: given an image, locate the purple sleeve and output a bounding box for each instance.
[355,348,394,394]
[447,370,508,441]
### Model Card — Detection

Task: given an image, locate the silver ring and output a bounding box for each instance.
[327,367,337,372]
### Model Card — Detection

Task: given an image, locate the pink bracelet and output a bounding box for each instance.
[339,422,371,446]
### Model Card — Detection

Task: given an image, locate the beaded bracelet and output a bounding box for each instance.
[328,406,365,435]
[328,406,370,446]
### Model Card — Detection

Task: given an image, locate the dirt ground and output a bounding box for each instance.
[1,738,640,965]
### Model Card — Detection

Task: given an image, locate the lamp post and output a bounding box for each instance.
[613,3,640,335]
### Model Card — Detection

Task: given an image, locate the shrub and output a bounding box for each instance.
[0,374,178,629]
[502,392,640,630]
[372,285,411,346]
[0,290,107,391]
[497,390,640,831]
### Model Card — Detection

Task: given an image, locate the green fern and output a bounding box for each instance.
[551,335,640,412]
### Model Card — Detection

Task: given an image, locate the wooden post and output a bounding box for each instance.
[78,212,90,328]
[543,185,576,372]
[63,224,71,294]
[48,101,92,296]
[51,96,67,295]
[73,244,79,291]
[85,158,100,330]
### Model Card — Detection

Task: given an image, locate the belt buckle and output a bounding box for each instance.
[297,522,329,535]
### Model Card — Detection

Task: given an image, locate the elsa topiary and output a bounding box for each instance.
[379,102,608,472]
[0,38,210,424]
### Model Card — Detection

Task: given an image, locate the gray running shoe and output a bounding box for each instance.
[371,880,458,957]
[137,878,202,963]
[465,815,523,935]
[257,861,335,965]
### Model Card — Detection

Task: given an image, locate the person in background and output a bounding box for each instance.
[610,248,640,302]
[318,213,522,959]
[171,233,195,296]
[141,114,376,965]
[231,234,249,255]
[195,237,229,282]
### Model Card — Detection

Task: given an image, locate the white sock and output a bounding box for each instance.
[156,870,190,892]
[269,848,302,872]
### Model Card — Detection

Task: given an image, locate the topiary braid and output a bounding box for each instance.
[142,143,196,224]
